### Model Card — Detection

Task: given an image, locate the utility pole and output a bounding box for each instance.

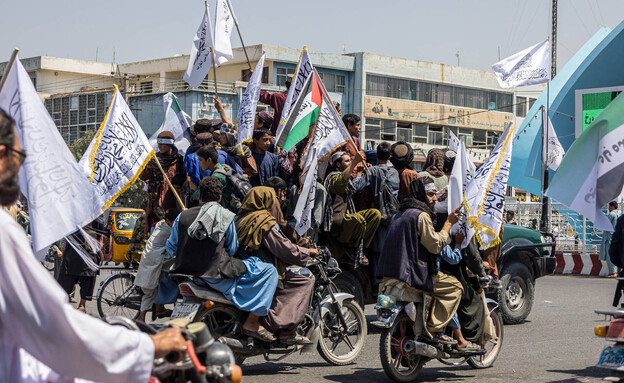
[551,0,558,79]
[540,0,558,233]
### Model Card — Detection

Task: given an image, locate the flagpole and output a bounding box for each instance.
[231,16,252,71]
[540,80,550,232]
[210,49,219,100]
[0,48,19,93]
[152,157,187,211]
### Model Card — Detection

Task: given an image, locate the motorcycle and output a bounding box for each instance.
[594,277,624,379]
[169,246,367,366]
[106,316,241,383]
[373,277,504,382]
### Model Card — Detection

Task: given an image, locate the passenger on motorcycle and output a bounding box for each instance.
[165,177,279,342]
[235,186,319,345]
[376,176,463,344]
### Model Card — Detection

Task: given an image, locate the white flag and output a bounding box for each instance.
[463,122,515,249]
[183,2,215,89]
[79,87,155,211]
[294,88,351,235]
[448,137,476,247]
[236,53,266,144]
[294,149,319,236]
[542,109,565,170]
[0,56,101,259]
[448,129,460,152]
[492,39,550,88]
[214,0,236,66]
[275,48,313,139]
[149,92,192,155]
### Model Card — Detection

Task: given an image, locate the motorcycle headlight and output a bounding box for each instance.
[327,257,339,269]
[377,294,397,309]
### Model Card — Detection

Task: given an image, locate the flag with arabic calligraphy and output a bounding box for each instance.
[183,2,215,89]
[294,85,351,236]
[546,92,624,231]
[463,122,514,249]
[236,53,266,144]
[0,56,102,260]
[79,87,155,211]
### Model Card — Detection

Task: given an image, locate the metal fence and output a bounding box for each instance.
[504,201,615,254]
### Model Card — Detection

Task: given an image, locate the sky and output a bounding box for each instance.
[0,0,622,72]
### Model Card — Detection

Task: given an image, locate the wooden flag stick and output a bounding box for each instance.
[233,20,252,71]
[210,49,219,100]
[0,48,19,93]
[152,156,187,211]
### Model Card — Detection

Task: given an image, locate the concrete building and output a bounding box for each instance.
[0,45,542,165]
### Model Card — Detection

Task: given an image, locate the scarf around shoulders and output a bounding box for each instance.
[235,187,277,251]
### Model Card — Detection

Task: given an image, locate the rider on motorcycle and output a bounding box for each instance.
[235,186,319,345]
[165,177,280,343]
[376,176,463,344]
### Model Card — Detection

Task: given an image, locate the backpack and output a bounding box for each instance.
[377,170,400,226]
[213,165,252,212]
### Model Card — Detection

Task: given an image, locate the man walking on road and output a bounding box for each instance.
[601,201,620,278]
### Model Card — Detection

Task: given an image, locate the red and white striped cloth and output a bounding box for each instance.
[554,253,609,276]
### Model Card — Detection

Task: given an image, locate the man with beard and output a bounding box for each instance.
[0,109,185,382]
[140,131,185,230]
[376,176,463,344]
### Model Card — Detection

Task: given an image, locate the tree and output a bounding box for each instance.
[69,130,148,209]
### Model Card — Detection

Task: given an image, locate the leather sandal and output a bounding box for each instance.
[280,334,312,345]
[242,328,276,342]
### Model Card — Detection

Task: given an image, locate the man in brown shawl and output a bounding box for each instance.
[235,187,319,345]
[140,131,185,232]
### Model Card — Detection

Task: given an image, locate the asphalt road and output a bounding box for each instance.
[84,271,617,382]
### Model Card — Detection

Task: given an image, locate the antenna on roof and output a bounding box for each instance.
[342,45,346,54]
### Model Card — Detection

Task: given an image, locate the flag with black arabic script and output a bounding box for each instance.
[79,86,155,211]
[183,2,215,89]
[448,136,476,248]
[492,39,550,88]
[236,52,266,144]
[463,122,514,249]
[275,47,313,139]
[0,56,102,260]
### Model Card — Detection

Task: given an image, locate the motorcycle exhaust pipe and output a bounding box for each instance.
[219,337,248,351]
[403,340,450,359]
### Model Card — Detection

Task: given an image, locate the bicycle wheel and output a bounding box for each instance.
[96,273,141,319]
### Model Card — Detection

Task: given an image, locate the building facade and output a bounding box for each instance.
[0,45,542,166]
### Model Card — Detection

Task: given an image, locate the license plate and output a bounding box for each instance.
[598,345,624,370]
[171,303,200,321]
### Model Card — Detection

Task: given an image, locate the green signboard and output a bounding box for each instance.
[582,91,622,131]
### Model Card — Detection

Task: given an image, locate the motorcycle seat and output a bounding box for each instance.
[178,281,235,307]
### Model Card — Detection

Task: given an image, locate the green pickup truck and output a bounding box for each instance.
[333,223,556,325]
[492,224,557,324]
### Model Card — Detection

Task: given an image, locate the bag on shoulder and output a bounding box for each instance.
[213,165,252,212]
[378,172,399,226]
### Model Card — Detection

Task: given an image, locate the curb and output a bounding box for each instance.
[554,253,609,276]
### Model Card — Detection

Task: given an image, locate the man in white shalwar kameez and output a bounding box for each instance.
[0,108,186,382]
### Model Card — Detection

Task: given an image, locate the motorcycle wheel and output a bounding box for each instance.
[379,312,425,382]
[96,273,141,319]
[467,302,504,369]
[196,305,246,365]
[317,299,367,365]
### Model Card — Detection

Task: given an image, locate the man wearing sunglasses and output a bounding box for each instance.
[0,109,186,382]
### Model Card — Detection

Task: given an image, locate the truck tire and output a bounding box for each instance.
[332,270,366,309]
[497,262,534,325]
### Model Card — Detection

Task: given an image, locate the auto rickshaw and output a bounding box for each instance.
[101,208,145,266]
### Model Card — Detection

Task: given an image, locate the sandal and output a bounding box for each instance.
[242,328,276,342]
[430,334,457,345]
[457,341,481,350]
[279,334,312,345]
[155,309,173,319]
[77,306,87,313]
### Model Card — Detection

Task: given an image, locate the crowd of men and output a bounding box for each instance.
[0,82,505,380]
